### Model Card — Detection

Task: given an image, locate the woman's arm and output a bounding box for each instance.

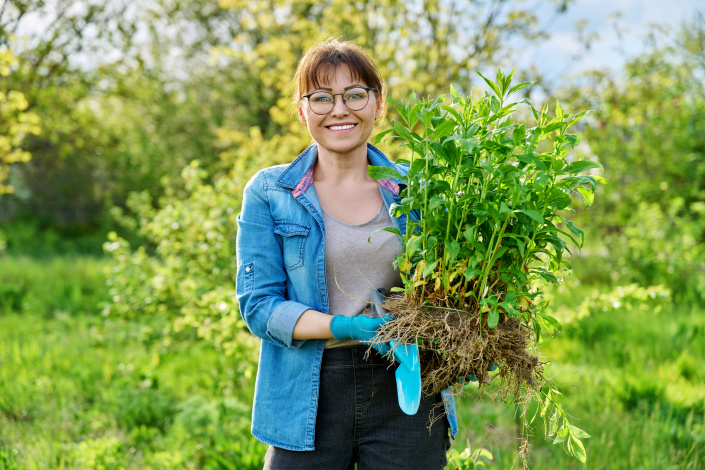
[236,171,314,348]
[292,309,334,340]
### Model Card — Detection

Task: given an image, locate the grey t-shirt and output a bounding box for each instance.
[322,203,404,348]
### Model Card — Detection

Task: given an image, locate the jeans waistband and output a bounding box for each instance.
[322,345,391,367]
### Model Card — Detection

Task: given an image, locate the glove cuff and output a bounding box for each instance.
[329,315,352,341]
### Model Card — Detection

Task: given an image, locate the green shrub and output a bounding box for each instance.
[70,437,125,470]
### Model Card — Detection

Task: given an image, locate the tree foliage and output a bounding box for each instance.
[561,19,705,302]
[0,45,40,196]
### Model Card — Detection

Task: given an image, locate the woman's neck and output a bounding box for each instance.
[313,145,371,184]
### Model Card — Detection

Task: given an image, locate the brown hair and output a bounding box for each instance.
[293,38,385,115]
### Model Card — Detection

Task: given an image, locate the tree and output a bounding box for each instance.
[0,45,40,196]
[560,18,705,302]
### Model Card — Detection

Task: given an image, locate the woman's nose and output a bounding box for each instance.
[330,95,349,116]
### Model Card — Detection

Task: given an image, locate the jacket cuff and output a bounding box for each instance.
[267,301,312,348]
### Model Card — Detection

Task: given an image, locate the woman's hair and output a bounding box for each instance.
[293,38,385,115]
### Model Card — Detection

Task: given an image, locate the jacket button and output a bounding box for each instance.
[245,266,251,273]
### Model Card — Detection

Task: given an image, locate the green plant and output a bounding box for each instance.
[445,446,493,469]
[369,70,605,463]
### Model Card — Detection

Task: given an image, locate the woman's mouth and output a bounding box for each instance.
[327,124,357,131]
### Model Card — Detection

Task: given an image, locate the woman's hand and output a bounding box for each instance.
[330,314,392,354]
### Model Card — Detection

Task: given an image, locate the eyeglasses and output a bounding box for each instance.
[302,87,377,115]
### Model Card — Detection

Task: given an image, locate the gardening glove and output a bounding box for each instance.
[329,312,392,355]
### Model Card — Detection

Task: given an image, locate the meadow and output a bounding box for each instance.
[1,255,702,469]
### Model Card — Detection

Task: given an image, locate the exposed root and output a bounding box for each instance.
[375,295,544,397]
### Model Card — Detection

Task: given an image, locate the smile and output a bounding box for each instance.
[327,124,356,131]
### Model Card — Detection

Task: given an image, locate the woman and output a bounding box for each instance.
[236,38,457,469]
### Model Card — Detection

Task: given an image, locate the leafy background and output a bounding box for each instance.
[1,0,703,468]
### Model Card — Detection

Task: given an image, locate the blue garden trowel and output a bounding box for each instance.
[369,288,422,416]
[389,339,421,415]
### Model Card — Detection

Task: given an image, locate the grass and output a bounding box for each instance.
[0,255,266,470]
[451,279,705,469]
[1,254,703,469]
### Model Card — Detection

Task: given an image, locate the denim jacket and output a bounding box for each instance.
[236,143,458,451]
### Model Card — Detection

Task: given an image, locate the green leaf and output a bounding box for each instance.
[540,313,562,332]
[563,220,584,245]
[445,239,460,262]
[368,165,404,181]
[429,196,448,211]
[476,71,501,98]
[507,80,531,97]
[570,424,591,439]
[441,105,463,122]
[449,84,461,99]
[487,308,499,328]
[521,210,544,223]
[367,226,401,242]
[489,246,508,266]
[533,267,559,283]
[464,267,482,281]
[553,425,569,444]
[405,235,422,257]
[431,118,458,140]
[567,160,603,174]
[422,259,439,278]
[569,435,587,463]
[555,100,564,118]
[516,153,547,170]
[548,412,560,436]
[372,128,395,145]
[575,187,595,206]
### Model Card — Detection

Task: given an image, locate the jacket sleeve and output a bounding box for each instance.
[235,171,310,348]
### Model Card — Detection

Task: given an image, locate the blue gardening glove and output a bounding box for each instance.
[330,314,393,355]
[462,365,498,385]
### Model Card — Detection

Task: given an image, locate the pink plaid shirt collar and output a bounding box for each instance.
[292,167,399,198]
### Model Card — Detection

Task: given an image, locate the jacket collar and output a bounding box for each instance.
[276,143,403,197]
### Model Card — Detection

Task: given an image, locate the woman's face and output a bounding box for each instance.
[297,64,381,159]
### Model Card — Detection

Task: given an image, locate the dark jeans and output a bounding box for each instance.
[263,346,449,470]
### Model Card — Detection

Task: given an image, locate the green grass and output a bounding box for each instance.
[0,256,265,470]
[1,255,703,469]
[451,291,705,469]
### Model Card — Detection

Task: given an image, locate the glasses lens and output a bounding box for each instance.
[343,88,370,111]
[308,92,334,114]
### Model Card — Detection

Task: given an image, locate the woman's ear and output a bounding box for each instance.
[374,96,382,120]
[297,104,307,126]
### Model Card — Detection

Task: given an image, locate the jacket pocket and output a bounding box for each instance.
[274,221,310,271]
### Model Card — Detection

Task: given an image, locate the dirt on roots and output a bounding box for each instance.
[374,295,545,397]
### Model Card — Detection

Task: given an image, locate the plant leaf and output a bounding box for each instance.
[521,209,544,223]
[465,267,482,281]
[569,435,587,463]
[367,226,401,242]
[575,187,595,206]
[368,165,404,181]
[567,160,603,174]
[422,259,439,279]
[487,308,499,328]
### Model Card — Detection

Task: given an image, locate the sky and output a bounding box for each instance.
[518,0,703,81]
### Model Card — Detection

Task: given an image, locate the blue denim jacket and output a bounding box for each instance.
[236,143,458,451]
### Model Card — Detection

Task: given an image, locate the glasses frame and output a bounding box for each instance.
[302,87,378,115]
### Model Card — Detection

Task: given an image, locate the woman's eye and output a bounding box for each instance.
[346,91,367,100]
[311,94,333,102]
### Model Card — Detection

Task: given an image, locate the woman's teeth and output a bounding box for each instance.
[328,124,356,130]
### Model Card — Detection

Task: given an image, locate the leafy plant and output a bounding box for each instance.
[369,70,605,463]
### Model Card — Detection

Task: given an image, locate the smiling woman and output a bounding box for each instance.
[235,38,455,469]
